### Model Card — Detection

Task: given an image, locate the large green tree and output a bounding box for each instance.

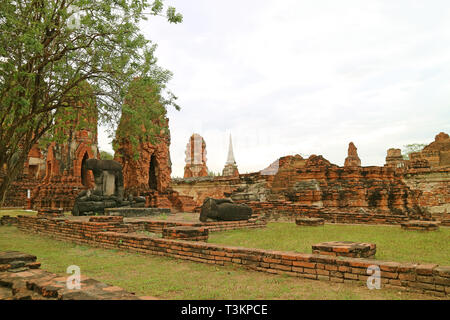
[0,0,182,205]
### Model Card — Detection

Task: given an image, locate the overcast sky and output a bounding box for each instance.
[98,0,450,178]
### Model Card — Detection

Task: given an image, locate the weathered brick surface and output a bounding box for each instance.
[12,216,450,297]
[312,242,376,258]
[401,221,440,231]
[409,132,450,168]
[162,226,209,241]
[173,137,450,221]
[37,208,64,218]
[183,134,209,179]
[0,215,18,226]
[243,201,411,225]
[143,218,266,234]
[295,217,324,226]
[0,251,142,300]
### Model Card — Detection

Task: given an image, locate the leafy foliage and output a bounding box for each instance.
[207,170,221,177]
[113,77,175,160]
[402,143,426,160]
[0,0,182,204]
[100,150,114,160]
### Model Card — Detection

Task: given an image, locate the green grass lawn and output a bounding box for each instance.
[0,226,444,300]
[0,210,37,217]
[209,223,450,266]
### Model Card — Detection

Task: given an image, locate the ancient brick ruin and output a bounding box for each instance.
[172,132,450,223]
[184,133,209,178]
[409,132,450,168]
[114,117,172,197]
[162,226,209,241]
[312,241,377,258]
[2,104,449,228]
[295,217,324,226]
[344,142,361,167]
[31,103,99,211]
[11,214,450,297]
[0,251,143,300]
[385,148,405,168]
[1,88,100,211]
[401,220,440,232]
[0,143,46,208]
[113,84,194,212]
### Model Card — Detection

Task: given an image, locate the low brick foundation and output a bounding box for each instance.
[0,216,18,226]
[12,215,450,296]
[0,251,143,300]
[306,211,410,225]
[37,208,64,218]
[162,226,209,241]
[312,241,377,258]
[242,201,411,225]
[144,219,266,234]
[295,217,324,226]
[0,251,41,271]
[89,216,125,223]
[104,207,172,217]
[401,221,440,231]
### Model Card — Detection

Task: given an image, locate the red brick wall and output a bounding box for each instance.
[240,201,410,225]
[15,216,450,296]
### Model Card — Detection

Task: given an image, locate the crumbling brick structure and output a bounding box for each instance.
[115,130,172,197]
[0,143,46,208]
[113,81,188,211]
[344,142,361,167]
[270,154,419,214]
[385,148,405,168]
[0,251,142,300]
[31,92,99,211]
[14,215,450,297]
[172,153,432,219]
[184,133,209,178]
[409,132,450,168]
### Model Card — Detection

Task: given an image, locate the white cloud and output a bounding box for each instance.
[98,0,450,177]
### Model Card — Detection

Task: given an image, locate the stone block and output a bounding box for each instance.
[312,241,376,258]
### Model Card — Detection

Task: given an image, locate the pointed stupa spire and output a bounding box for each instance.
[222,133,239,177]
[226,134,236,165]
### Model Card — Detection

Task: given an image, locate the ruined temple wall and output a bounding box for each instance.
[183,134,208,178]
[171,176,241,207]
[170,157,450,219]
[30,106,100,211]
[116,139,171,194]
[170,171,278,208]
[15,216,450,297]
[403,167,450,220]
[271,165,419,213]
[1,176,40,208]
[1,143,47,208]
[409,132,450,168]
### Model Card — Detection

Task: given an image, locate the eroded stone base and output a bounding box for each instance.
[162,226,209,241]
[0,251,144,300]
[37,208,64,218]
[0,215,18,226]
[312,241,377,258]
[295,217,324,226]
[105,207,171,217]
[401,221,440,231]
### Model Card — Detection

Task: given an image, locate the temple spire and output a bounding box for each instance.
[222,134,239,177]
[226,134,236,164]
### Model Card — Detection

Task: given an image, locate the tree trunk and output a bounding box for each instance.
[0,150,29,208]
